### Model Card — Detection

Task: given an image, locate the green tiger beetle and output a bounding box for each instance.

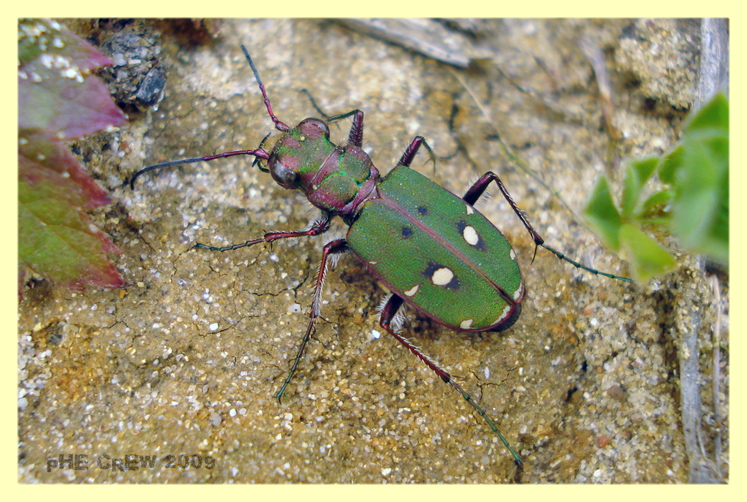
[131,45,632,466]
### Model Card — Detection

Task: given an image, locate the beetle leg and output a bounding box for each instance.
[330,110,365,148]
[300,88,334,120]
[379,295,522,466]
[397,136,438,173]
[462,172,632,283]
[275,238,349,403]
[321,109,365,148]
[298,87,366,147]
[346,110,365,148]
[192,214,332,252]
[462,172,542,241]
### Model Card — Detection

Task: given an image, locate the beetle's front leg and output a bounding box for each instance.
[299,88,366,148]
[378,294,522,466]
[275,238,349,403]
[325,109,365,148]
[191,214,332,252]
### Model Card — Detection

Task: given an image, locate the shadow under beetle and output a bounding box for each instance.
[132,45,632,466]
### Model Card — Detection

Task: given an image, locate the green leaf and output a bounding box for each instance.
[658,144,683,185]
[18,21,126,140]
[621,157,659,218]
[583,93,729,282]
[655,92,728,266]
[670,129,728,264]
[639,190,673,221]
[684,92,728,134]
[583,176,622,250]
[619,224,676,282]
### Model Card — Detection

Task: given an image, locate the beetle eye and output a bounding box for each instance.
[269,156,299,189]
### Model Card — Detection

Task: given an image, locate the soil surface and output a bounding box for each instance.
[18,19,727,483]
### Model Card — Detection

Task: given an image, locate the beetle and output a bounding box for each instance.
[131,45,631,466]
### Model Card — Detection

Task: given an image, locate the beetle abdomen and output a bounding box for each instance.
[347,165,524,331]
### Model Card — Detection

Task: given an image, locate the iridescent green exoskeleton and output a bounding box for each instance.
[131,45,631,467]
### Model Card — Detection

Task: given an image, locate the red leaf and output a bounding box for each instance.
[18,19,126,293]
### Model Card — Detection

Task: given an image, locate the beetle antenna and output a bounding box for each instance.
[130,147,270,189]
[241,45,291,133]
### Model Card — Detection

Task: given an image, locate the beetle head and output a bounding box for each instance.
[267,118,331,190]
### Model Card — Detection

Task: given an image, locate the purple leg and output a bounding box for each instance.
[378,295,522,465]
[323,109,365,148]
[192,215,331,252]
[463,172,631,282]
[275,238,349,402]
[397,136,437,171]
[347,110,364,148]
[463,172,544,244]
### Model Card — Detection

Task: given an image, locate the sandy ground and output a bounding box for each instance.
[18,19,727,483]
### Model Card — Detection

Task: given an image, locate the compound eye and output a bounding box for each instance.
[268,156,299,189]
[298,118,330,139]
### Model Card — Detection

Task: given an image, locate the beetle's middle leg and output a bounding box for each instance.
[397,136,438,172]
[462,173,631,282]
[378,294,522,466]
[275,238,349,403]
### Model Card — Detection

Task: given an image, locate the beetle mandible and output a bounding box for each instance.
[131,45,631,466]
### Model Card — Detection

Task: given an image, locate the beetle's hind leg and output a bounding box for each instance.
[378,295,522,466]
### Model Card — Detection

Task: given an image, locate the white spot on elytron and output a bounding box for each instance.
[466,205,474,215]
[493,305,512,325]
[369,261,377,265]
[404,285,419,297]
[513,282,523,301]
[510,248,516,260]
[463,225,479,246]
[431,267,454,286]
[460,319,474,329]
